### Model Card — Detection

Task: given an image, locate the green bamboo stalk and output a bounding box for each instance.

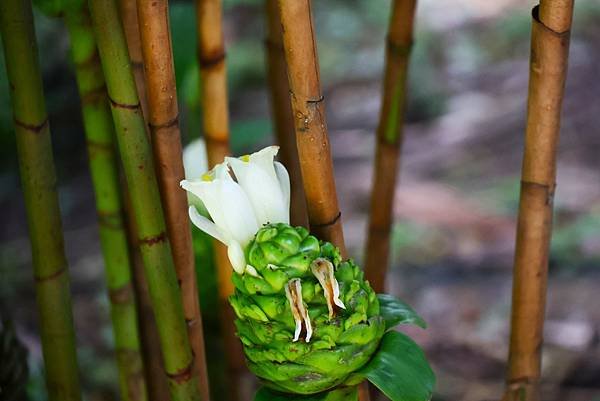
[63,7,148,401]
[0,1,82,401]
[88,1,201,400]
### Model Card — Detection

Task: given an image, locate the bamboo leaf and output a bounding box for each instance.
[358,331,435,401]
[377,294,427,330]
[254,386,358,401]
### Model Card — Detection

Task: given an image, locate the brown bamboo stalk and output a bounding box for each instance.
[276,1,370,399]
[503,2,573,401]
[276,0,346,256]
[195,0,245,396]
[364,0,417,293]
[118,0,149,121]
[264,0,309,228]
[117,1,169,398]
[136,1,210,399]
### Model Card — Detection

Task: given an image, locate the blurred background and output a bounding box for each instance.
[1,0,599,400]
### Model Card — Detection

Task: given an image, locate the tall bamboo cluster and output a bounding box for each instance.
[503,1,574,400]
[0,1,82,400]
[63,7,148,401]
[88,0,203,399]
[136,1,210,399]
[364,0,417,294]
[264,0,308,228]
[195,0,246,392]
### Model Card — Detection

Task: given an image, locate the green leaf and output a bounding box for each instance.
[358,331,435,401]
[377,294,427,330]
[254,386,358,401]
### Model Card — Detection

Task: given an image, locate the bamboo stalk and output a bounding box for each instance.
[364,0,417,293]
[63,7,148,401]
[117,0,170,398]
[276,0,346,255]
[124,189,172,401]
[276,1,369,399]
[503,2,573,401]
[118,0,149,121]
[264,0,309,228]
[136,1,210,399]
[89,1,201,400]
[195,0,246,395]
[0,1,82,400]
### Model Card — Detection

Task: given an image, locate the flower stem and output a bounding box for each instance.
[0,1,82,400]
[89,1,201,399]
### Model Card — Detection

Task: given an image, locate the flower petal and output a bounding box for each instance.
[285,279,312,342]
[227,241,246,274]
[274,161,291,219]
[188,205,228,245]
[310,258,346,318]
[227,156,288,226]
[182,139,208,180]
[248,146,279,179]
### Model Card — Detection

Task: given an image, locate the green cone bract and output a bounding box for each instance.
[229,223,385,395]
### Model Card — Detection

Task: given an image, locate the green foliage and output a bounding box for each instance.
[356,331,435,401]
[377,294,427,331]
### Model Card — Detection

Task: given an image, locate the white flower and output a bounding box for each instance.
[226,146,290,226]
[183,138,208,180]
[180,146,290,273]
[182,139,209,210]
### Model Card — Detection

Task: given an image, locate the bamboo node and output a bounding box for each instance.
[387,36,413,58]
[97,209,124,229]
[34,266,67,283]
[139,231,168,246]
[148,115,179,132]
[165,359,194,384]
[108,95,141,110]
[81,84,108,105]
[109,283,134,304]
[532,5,572,36]
[521,180,555,206]
[198,49,226,69]
[311,211,342,229]
[13,116,49,134]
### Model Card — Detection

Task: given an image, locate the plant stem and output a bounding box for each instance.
[62,7,148,401]
[195,1,245,397]
[136,0,210,399]
[118,0,150,121]
[117,1,171,398]
[364,0,417,293]
[124,187,173,401]
[276,0,346,256]
[89,1,201,400]
[503,2,573,401]
[0,1,82,400]
[264,0,308,229]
